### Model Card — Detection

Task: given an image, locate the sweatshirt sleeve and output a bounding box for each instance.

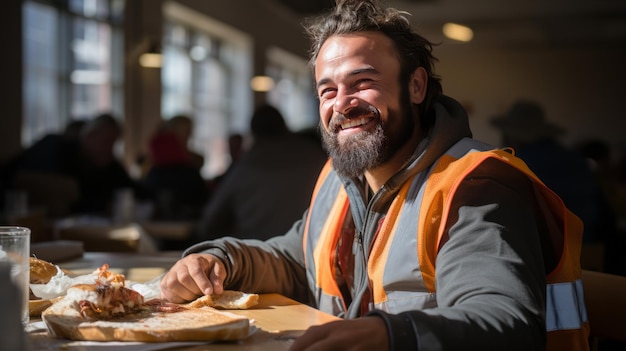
[370,160,548,351]
[183,211,314,305]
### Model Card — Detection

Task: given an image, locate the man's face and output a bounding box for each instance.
[315,32,415,178]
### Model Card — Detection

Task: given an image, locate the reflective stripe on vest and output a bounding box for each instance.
[546,279,587,331]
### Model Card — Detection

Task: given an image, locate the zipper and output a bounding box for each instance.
[347,190,380,318]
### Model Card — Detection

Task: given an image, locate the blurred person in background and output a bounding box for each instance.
[142,116,210,222]
[165,115,204,171]
[490,100,615,245]
[8,113,140,217]
[196,104,327,241]
[207,132,245,193]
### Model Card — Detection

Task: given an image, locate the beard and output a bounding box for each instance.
[320,90,415,179]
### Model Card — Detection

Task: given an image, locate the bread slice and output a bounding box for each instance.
[42,295,250,342]
[184,290,259,310]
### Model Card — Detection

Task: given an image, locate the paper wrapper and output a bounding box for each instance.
[30,266,162,301]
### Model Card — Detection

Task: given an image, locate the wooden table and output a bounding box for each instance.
[27,252,340,350]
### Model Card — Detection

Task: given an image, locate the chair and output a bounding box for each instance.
[581,269,626,350]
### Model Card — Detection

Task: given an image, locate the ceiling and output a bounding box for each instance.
[275,0,626,50]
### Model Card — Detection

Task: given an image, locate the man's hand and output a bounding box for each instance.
[160,253,226,303]
[289,317,389,351]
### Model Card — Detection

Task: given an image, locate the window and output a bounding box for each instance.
[22,0,124,146]
[163,2,253,179]
[266,46,318,132]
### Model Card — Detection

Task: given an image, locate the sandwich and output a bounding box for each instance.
[40,263,259,342]
[29,257,61,285]
[29,257,69,316]
[43,295,252,342]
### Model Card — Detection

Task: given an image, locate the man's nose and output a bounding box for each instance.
[333,89,359,115]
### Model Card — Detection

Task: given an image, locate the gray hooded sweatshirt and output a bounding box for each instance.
[184,96,547,350]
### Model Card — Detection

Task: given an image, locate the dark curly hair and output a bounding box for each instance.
[305,0,443,120]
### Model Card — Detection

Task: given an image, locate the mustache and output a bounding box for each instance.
[328,105,380,131]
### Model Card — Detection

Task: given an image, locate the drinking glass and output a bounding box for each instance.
[0,226,31,325]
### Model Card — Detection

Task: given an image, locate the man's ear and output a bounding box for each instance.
[408,67,428,104]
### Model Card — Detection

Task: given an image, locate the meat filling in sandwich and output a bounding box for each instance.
[71,264,145,319]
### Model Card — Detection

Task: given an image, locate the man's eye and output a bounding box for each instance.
[319,88,336,98]
[355,79,373,89]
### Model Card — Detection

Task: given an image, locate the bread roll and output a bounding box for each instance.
[29,296,62,317]
[29,257,59,284]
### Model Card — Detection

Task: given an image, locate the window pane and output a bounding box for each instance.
[70,16,111,117]
[23,1,61,145]
[23,0,124,147]
[162,45,193,116]
[193,58,229,178]
[266,47,318,131]
[69,0,110,19]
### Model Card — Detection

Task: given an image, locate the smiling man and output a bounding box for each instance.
[317,32,424,189]
[160,1,589,350]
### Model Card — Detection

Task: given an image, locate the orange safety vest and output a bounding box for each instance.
[304,142,590,351]
[419,148,590,351]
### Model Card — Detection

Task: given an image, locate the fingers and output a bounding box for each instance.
[208,259,226,295]
[160,253,227,303]
[186,256,214,295]
[160,261,197,303]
